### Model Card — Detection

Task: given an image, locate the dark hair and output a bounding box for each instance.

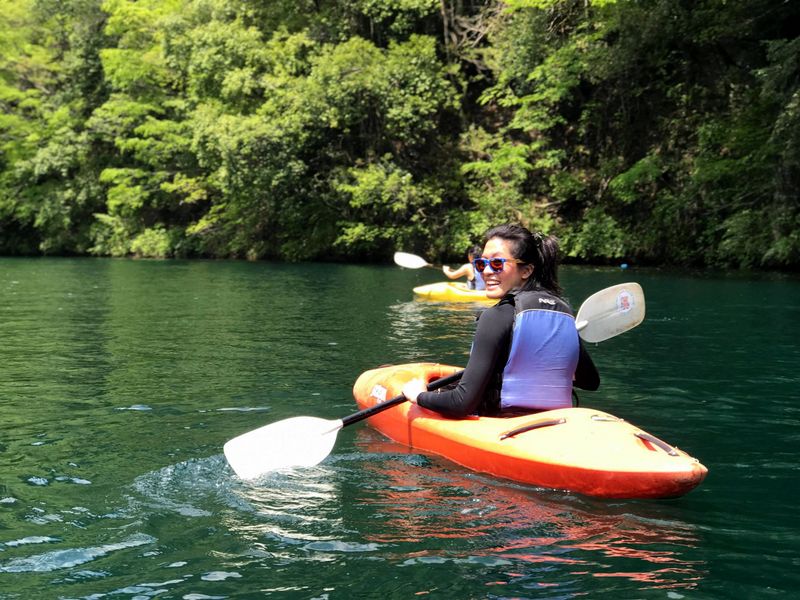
[482,224,563,296]
[467,245,482,260]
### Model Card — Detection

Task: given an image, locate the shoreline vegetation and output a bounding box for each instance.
[1,0,798,270]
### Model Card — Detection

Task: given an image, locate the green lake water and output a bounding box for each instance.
[0,258,798,599]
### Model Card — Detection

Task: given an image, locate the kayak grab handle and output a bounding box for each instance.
[500,418,566,440]
[635,432,679,456]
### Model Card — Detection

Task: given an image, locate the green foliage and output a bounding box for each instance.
[333,158,442,256]
[460,127,531,223]
[355,0,438,35]
[561,206,626,261]
[0,0,797,269]
[609,155,662,205]
[130,225,173,257]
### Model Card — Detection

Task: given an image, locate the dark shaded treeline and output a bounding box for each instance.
[1,0,798,268]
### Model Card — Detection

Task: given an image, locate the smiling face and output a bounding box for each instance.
[481,237,534,298]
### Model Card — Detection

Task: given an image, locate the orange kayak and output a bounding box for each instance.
[353,363,707,499]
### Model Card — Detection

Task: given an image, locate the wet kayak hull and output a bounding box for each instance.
[352,363,707,499]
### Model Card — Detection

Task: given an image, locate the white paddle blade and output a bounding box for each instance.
[576,282,645,343]
[393,251,430,269]
[223,416,343,479]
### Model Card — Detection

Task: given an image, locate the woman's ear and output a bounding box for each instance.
[520,264,534,280]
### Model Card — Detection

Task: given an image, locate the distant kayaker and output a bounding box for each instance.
[442,245,486,291]
[403,224,599,417]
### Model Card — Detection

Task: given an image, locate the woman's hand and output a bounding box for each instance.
[402,378,427,404]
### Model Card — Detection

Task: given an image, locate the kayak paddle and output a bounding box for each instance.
[393,251,438,269]
[223,370,463,480]
[575,282,645,343]
[223,282,646,479]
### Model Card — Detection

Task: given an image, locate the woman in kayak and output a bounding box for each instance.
[403,224,599,417]
[442,245,486,290]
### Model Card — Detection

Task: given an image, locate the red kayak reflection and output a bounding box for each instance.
[354,429,707,591]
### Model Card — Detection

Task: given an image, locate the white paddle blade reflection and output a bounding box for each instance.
[223,416,343,479]
[576,282,645,343]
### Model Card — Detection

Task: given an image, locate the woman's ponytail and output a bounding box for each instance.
[533,233,562,296]
[483,224,563,297]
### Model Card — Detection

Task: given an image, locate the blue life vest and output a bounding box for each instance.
[473,270,486,291]
[500,292,579,411]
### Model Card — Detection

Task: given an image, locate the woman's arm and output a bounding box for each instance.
[442,263,474,280]
[414,305,513,417]
[574,341,600,390]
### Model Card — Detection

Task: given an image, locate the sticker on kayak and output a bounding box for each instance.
[616,289,635,313]
[370,384,388,403]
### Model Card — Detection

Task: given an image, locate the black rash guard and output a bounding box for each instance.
[416,290,599,417]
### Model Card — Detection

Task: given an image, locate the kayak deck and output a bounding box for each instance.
[353,363,708,499]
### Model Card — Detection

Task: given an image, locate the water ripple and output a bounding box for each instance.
[0,533,154,573]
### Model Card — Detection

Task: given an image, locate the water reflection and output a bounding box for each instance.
[130,456,345,548]
[352,429,707,592]
[385,300,481,363]
[8,259,788,597]
[128,442,707,595]
[219,467,369,565]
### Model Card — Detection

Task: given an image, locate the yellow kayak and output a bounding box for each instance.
[412,281,493,303]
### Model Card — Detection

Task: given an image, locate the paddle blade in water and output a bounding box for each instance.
[393,252,430,269]
[576,282,645,343]
[223,416,343,479]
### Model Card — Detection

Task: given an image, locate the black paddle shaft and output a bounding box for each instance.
[341,370,464,427]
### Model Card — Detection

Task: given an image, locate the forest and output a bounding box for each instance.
[1,0,798,268]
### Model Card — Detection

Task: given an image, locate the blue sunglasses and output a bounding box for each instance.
[472,257,525,273]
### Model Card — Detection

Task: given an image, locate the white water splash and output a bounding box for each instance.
[200,571,242,581]
[0,533,155,573]
[2,535,60,548]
